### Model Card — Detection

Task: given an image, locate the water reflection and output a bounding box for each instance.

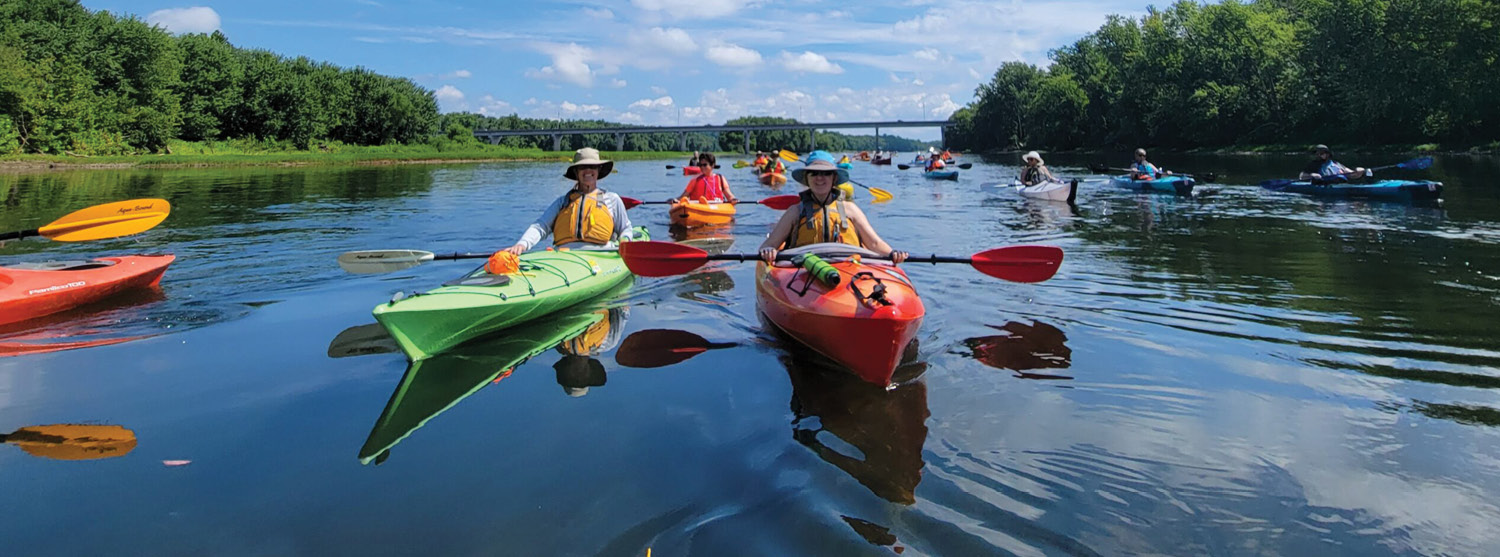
[1,424,137,461]
[357,304,627,464]
[962,321,1073,379]
[0,288,166,357]
[786,346,929,505]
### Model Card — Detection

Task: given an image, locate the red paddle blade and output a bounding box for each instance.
[615,329,716,368]
[757,194,799,210]
[970,245,1064,283]
[619,241,711,277]
[620,197,644,209]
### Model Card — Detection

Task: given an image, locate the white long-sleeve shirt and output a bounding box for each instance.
[514,187,639,251]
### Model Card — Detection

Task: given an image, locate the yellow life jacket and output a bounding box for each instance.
[561,310,613,356]
[786,190,861,249]
[552,189,614,246]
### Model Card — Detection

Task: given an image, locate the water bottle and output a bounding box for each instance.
[794,254,840,286]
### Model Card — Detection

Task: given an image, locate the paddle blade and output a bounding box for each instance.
[338,249,436,274]
[957,163,974,170]
[1399,156,1434,170]
[665,165,678,169]
[621,196,644,209]
[857,182,894,202]
[897,164,911,170]
[3,424,137,461]
[970,245,1064,283]
[778,149,802,163]
[618,241,711,277]
[37,198,170,242]
[757,194,800,210]
[616,329,735,368]
[327,323,400,358]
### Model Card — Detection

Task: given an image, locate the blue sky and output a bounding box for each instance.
[85,0,1150,140]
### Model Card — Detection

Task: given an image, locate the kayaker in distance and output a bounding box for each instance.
[672,152,738,203]
[1018,151,1060,186]
[503,148,642,255]
[760,154,785,175]
[925,155,945,172]
[1130,148,1171,179]
[758,152,908,264]
[1299,144,1369,183]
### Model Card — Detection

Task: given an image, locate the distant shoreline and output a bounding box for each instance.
[0,147,725,174]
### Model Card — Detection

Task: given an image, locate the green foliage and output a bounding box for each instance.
[954,0,1500,151]
[0,0,439,154]
[441,113,936,153]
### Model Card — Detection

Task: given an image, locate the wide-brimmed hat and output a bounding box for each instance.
[791,152,850,186]
[1023,151,1044,164]
[1313,144,1331,153]
[564,147,614,180]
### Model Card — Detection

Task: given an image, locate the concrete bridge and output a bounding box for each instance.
[473,120,955,153]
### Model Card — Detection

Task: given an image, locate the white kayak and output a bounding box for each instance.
[1007,179,1078,203]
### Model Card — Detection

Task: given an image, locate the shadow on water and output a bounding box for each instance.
[962,320,1074,380]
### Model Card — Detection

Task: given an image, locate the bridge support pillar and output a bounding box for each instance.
[615,133,624,151]
[743,130,750,154]
[677,132,686,151]
[551,134,562,151]
[874,127,880,153]
[808,128,816,151]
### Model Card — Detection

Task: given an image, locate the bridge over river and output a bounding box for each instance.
[473,120,955,153]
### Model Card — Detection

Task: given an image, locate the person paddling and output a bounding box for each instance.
[1018,151,1059,186]
[1299,144,1369,183]
[925,155,946,172]
[672,152,738,203]
[1129,148,1172,179]
[503,148,642,255]
[758,151,907,264]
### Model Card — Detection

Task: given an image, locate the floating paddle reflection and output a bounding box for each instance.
[1,424,137,461]
[963,321,1073,379]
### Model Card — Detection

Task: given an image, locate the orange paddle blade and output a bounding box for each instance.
[619,241,711,277]
[755,194,799,210]
[37,198,170,241]
[969,245,1064,283]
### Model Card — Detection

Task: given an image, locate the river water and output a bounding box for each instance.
[2,153,1498,555]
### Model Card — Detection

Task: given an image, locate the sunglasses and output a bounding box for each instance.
[807,170,837,177]
[697,161,713,167]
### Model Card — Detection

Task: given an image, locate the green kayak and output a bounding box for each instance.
[359,302,622,464]
[372,228,646,360]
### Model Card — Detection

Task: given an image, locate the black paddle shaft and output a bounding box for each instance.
[0,228,41,241]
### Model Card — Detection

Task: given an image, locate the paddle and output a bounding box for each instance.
[1259,156,1433,188]
[1089,164,1218,182]
[896,163,973,170]
[337,249,491,274]
[619,241,1063,283]
[0,198,171,242]
[1,424,137,461]
[620,194,799,210]
[615,329,737,368]
[778,150,894,202]
[665,165,721,169]
[326,323,400,358]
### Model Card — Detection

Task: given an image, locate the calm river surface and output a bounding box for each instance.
[2,152,1498,555]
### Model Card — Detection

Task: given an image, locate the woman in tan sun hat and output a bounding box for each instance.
[504,148,641,254]
[1017,151,1059,187]
[757,151,906,264]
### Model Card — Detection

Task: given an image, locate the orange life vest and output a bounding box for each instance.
[684,173,728,200]
[551,189,614,246]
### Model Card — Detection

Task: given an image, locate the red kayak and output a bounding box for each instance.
[683,166,702,176]
[0,255,174,327]
[756,245,924,386]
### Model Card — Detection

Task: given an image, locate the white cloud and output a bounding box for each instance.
[146,7,221,34]
[583,7,614,19]
[477,95,515,116]
[779,51,843,74]
[705,42,763,68]
[631,0,746,19]
[609,78,628,88]
[526,43,595,87]
[650,86,668,95]
[628,96,675,110]
[445,69,473,78]
[630,27,698,55]
[434,85,466,111]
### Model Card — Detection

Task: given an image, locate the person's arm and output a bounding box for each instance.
[505,195,567,254]
[758,208,800,262]
[844,203,907,264]
[719,175,738,203]
[1040,165,1058,182]
[604,193,637,242]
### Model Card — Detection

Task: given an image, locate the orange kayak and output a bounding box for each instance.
[1,255,174,327]
[756,245,924,386]
[669,200,737,227]
[759,172,787,186]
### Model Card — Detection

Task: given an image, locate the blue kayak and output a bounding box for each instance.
[1262,179,1443,201]
[923,170,959,181]
[1109,175,1195,195]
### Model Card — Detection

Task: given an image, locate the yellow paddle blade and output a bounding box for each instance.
[870,186,894,202]
[37,198,171,242]
[3,424,138,461]
[778,149,802,163]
